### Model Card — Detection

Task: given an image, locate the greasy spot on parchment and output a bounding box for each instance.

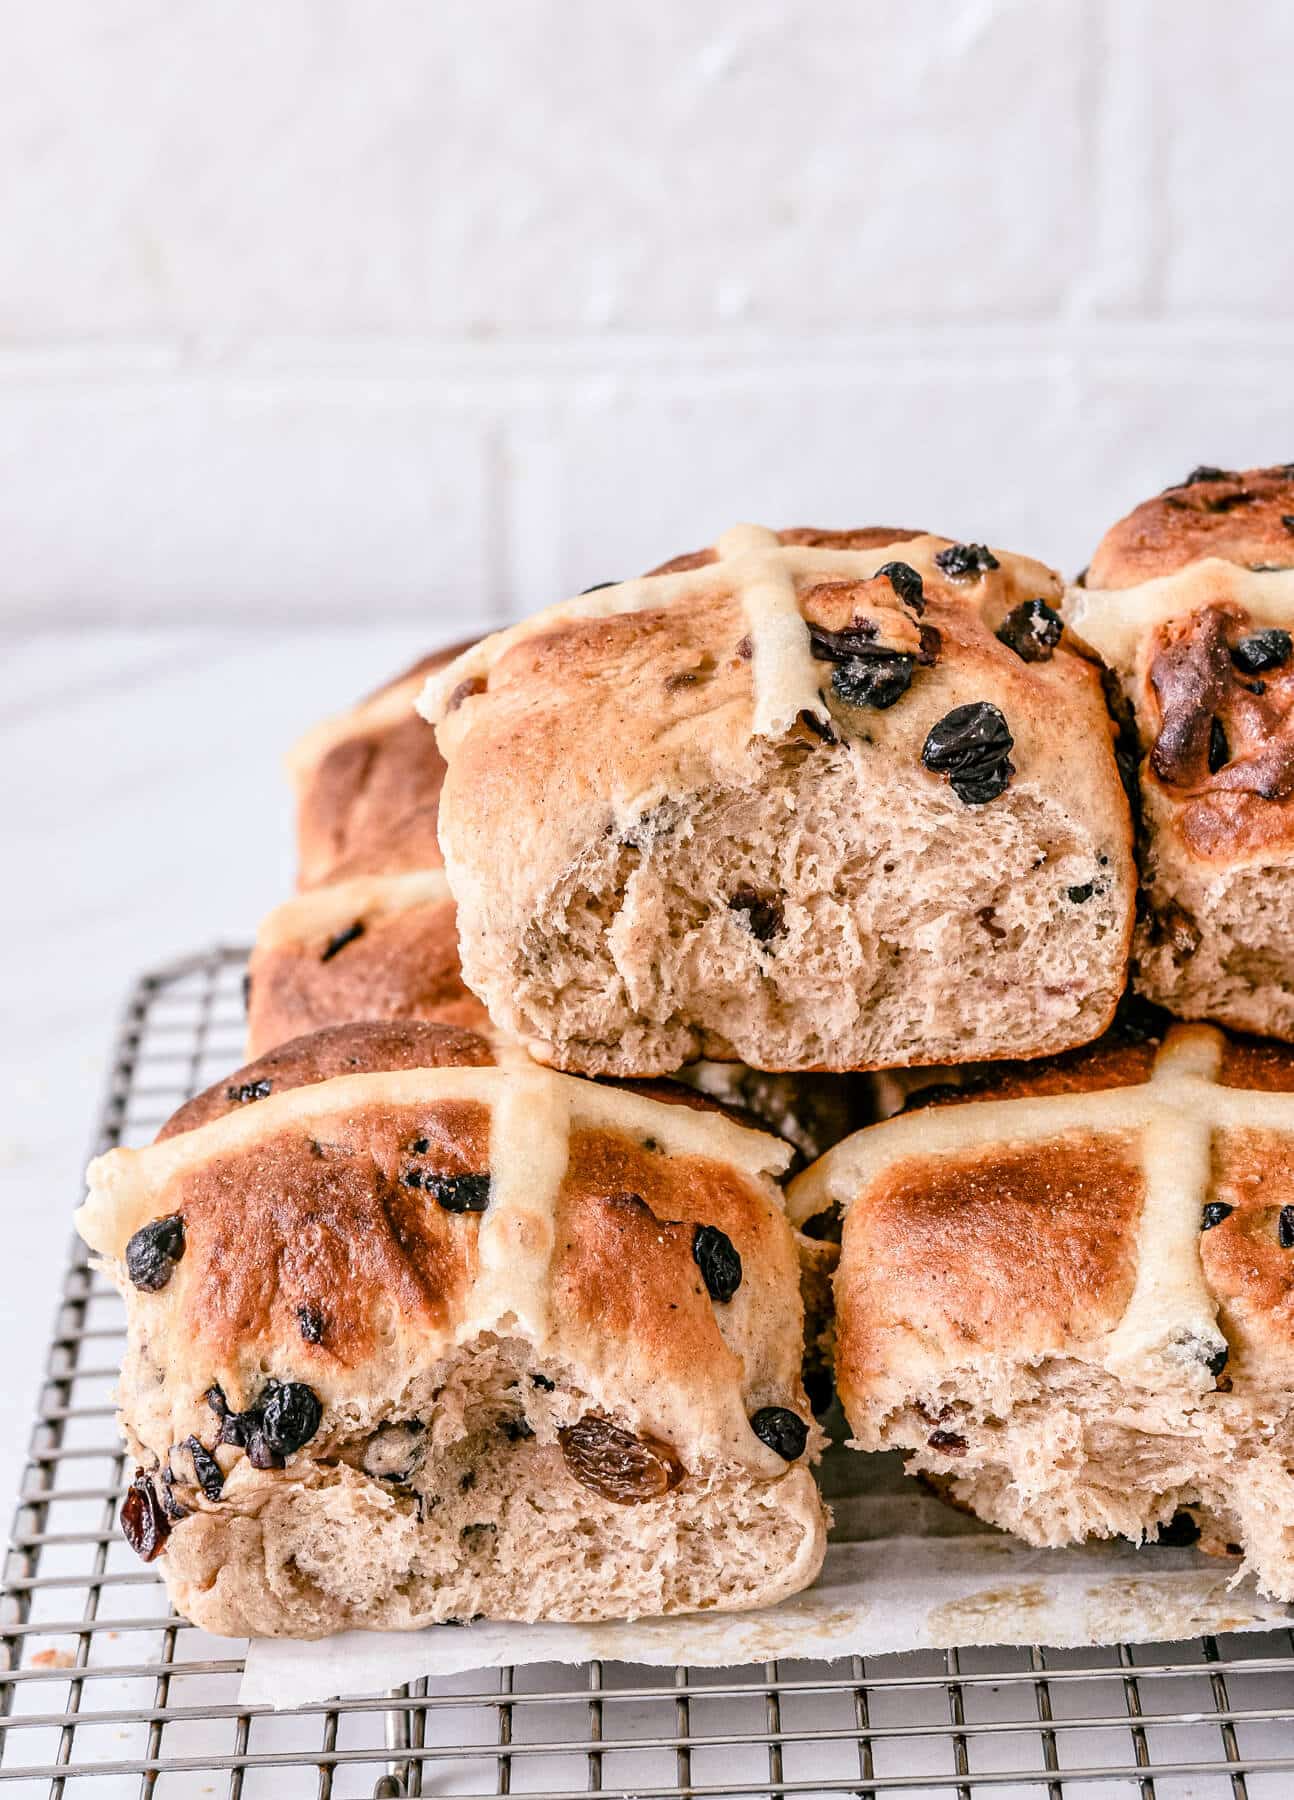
[927,1583,1051,1641]
[1082,1575,1266,1646]
[721,1605,863,1663]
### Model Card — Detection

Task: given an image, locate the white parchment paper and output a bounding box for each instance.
[240,1451,1290,1710]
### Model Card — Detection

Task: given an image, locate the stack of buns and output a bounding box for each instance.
[78,464,1294,1637]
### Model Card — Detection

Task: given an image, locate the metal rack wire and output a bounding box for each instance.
[2,946,1294,1796]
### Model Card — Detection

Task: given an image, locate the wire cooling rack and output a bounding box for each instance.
[3,947,1294,1796]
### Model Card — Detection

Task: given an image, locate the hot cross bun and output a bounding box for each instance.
[419,526,1136,1076]
[244,645,492,1057]
[1071,464,1294,1038]
[77,1021,826,1637]
[290,645,472,891]
[244,869,490,1057]
[790,1016,1294,1600]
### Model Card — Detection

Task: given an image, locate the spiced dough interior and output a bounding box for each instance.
[491,737,1129,1075]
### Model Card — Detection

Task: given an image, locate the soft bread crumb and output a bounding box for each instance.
[1138,859,1294,1038]
[159,1337,826,1637]
[862,1357,1294,1601]
[469,741,1128,1075]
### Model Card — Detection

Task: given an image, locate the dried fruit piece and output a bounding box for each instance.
[831,653,914,710]
[934,542,999,580]
[157,1467,190,1522]
[873,560,925,612]
[927,1429,968,1455]
[296,1301,325,1343]
[121,1471,170,1561]
[1201,1202,1233,1231]
[797,707,837,745]
[1152,900,1202,959]
[225,1077,272,1105]
[206,1386,251,1450]
[1208,717,1230,773]
[977,906,1006,940]
[204,1378,320,1463]
[997,600,1063,663]
[727,889,784,943]
[1172,465,1231,489]
[425,1173,492,1213]
[749,1406,809,1461]
[693,1224,743,1303]
[320,921,364,963]
[1232,628,1293,673]
[184,1436,224,1501]
[804,580,923,653]
[559,1414,685,1503]
[244,1428,282,1471]
[1280,1207,1294,1250]
[808,618,879,660]
[205,1383,232,1421]
[260,1381,323,1456]
[806,597,923,711]
[921,703,1016,805]
[1067,883,1094,904]
[125,1215,185,1293]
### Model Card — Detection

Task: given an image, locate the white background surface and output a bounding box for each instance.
[2,1,1293,1532]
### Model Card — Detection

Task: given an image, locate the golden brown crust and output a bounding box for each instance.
[873,994,1175,1117]
[648,547,719,575]
[800,1019,1294,1427]
[899,1034,1165,1111]
[1217,1032,1294,1090]
[1087,465,1294,590]
[599,1074,772,1134]
[495,597,750,740]
[899,1010,1294,1104]
[968,1038,1161,1098]
[81,1055,807,1486]
[777,526,928,550]
[879,1019,1294,1108]
[550,1130,797,1412]
[648,526,927,577]
[1136,602,1294,862]
[834,1133,1143,1405]
[1204,1128,1294,1371]
[294,641,474,890]
[170,1098,489,1372]
[246,897,489,1058]
[159,1020,496,1141]
[297,712,446,888]
[152,1114,795,1423]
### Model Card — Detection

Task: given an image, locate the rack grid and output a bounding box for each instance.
[2,944,1293,1796]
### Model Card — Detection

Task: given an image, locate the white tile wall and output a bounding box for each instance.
[1,0,1291,625]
